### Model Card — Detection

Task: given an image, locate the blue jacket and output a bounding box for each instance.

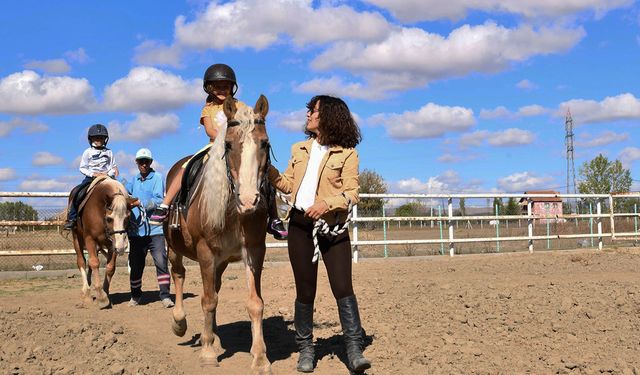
[125,170,164,237]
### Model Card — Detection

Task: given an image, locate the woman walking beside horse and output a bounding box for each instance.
[268,95,371,373]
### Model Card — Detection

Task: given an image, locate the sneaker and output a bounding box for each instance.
[161,298,175,308]
[128,296,141,306]
[267,218,288,240]
[149,206,169,225]
[63,220,75,231]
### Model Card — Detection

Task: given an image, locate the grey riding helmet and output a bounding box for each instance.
[203,64,238,95]
[87,124,109,146]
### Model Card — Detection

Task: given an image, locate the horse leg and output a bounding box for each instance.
[244,244,271,375]
[197,241,219,366]
[86,238,108,309]
[73,234,91,305]
[168,248,187,337]
[101,250,117,308]
[212,261,229,354]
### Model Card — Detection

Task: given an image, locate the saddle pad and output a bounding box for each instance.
[77,175,109,214]
[175,150,209,220]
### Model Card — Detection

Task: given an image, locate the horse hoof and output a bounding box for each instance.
[200,354,219,367]
[252,358,272,375]
[97,298,111,309]
[171,318,187,337]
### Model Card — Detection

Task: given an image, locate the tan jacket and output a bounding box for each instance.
[268,138,359,225]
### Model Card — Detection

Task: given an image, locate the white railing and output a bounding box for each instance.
[1,192,639,259]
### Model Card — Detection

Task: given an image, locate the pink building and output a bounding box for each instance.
[519,190,564,223]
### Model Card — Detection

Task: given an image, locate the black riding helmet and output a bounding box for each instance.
[87,124,109,147]
[203,64,238,96]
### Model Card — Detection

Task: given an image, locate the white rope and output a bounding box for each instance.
[276,191,353,263]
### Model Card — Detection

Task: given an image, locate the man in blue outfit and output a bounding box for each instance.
[125,148,174,308]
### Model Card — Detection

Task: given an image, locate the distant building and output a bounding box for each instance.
[519,190,564,223]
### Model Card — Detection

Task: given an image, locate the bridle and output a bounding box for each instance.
[104,192,129,238]
[223,118,271,203]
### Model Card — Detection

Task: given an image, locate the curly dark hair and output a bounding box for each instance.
[305,95,362,148]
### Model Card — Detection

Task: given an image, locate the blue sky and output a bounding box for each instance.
[1,0,640,198]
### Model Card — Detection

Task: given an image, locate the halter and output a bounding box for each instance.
[223,118,270,204]
[276,191,353,263]
[104,192,128,237]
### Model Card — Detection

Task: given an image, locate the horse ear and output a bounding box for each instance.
[126,197,139,210]
[254,94,269,119]
[223,97,238,120]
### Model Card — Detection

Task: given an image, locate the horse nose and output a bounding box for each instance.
[237,193,260,214]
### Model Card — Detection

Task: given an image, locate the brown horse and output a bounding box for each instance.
[165,95,272,374]
[70,177,136,309]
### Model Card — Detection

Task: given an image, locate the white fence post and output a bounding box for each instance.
[608,195,615,241]
[597,200,603,251]
[527,201,533,253]
[448,197,454,256]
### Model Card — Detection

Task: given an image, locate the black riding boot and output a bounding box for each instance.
[294,300,315,373]
[337,295,371,373]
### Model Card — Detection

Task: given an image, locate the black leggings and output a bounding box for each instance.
[288,209,354,304]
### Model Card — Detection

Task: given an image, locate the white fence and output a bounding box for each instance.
[1,192,639,260]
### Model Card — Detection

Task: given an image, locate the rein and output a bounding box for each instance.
[276,191,353,263]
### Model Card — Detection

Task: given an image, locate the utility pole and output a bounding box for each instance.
[565,108,577,211]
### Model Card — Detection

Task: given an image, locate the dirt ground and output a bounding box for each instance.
[1,248,640,375]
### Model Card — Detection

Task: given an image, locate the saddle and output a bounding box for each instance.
[76,176,109,214]
[173,150,209,220]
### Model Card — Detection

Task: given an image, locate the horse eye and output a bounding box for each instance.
[261,140,270,150]
[106,217,114,223]
[225,142,232,151]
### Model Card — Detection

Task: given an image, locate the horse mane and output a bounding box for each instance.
[103,179,128,216]
[198,105,256,230]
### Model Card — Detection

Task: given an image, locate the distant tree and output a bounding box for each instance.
[395,202,425,217]
[505,197,520,215]
[358,169,388,215]
[578,154,632,211]
[0,201,38,221]
[492,197,504,213]
[458,198,466,217]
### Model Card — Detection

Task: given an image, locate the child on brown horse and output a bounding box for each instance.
[149,63,287,240]
[64,124,119,230]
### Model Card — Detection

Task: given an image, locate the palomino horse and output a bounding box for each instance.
[70,177,136,308]
[165,95,272,374]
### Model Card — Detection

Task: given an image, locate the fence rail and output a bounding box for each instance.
[0,192,639,268]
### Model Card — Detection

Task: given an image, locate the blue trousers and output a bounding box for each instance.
[67,176,93,221]
[129,235,171,300]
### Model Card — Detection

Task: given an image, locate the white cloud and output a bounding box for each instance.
[0,168,17,181]
[459,130,491,148]
[32,152,65,167]
[133,41,184,68]
[576,131,629,148]
[487,128,536,146]
[497,171,554,192]
[311,22,584,94]
[517,104,548,117]
[362,0,632,22]
[274,109,307,132]
[103,67,202,112]
[295,76,384,100]
[559,93,640,125]
[370,103,475,140]
[136,0,391,65]
[479,106,513,120]
[0,118,48,137]
[459,128,536,148]
[437,153,480,163]
[516,79,537,90]
[64,48,91,63]
[23,59,71,74]
[19,178,70,192]
[107,113,180,141]
[619,147,640,166]
[0,70,96,115]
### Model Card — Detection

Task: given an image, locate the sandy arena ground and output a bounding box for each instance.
[1,248,639,374]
